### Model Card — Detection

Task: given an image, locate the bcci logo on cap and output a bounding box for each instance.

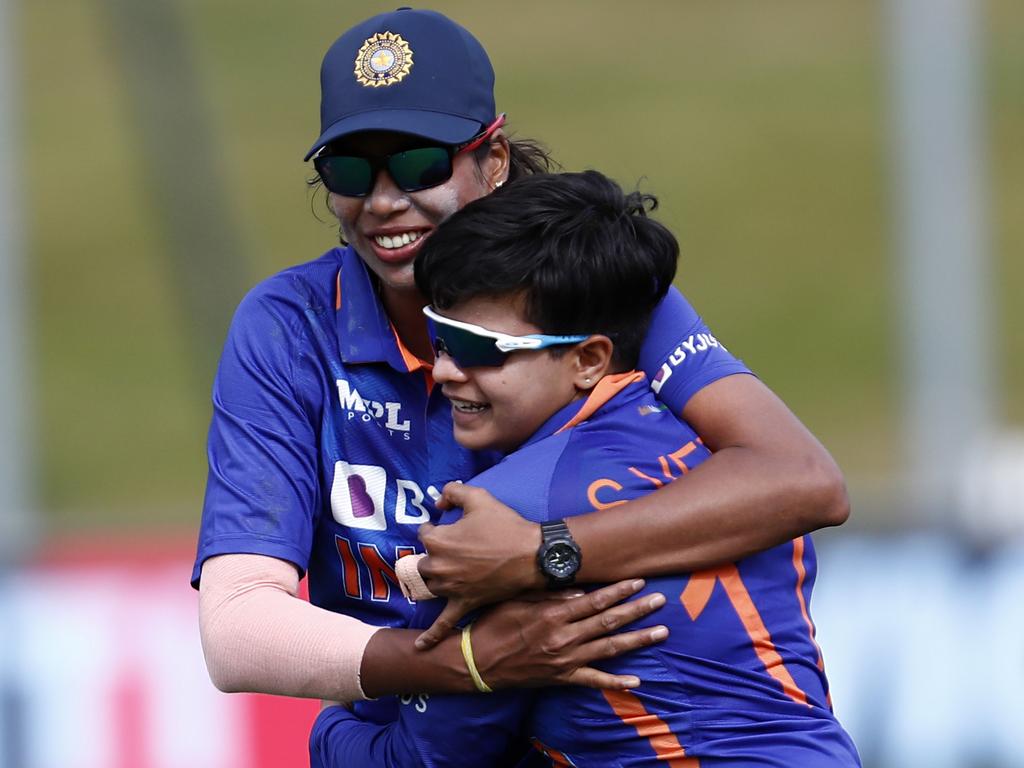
[354,31,413,88]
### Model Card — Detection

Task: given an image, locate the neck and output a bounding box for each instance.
[381,284,433,362]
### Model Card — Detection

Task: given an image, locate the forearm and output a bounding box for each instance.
[198,554,379,701]
[574,376,848,580]
[203,556,663,699]
[572,439,847,581]
[360,627,474,698]
[200,555,476,700]
[418,377,848,612]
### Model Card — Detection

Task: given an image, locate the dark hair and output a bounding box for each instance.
[414,170,678,370]
[505,136,557,180]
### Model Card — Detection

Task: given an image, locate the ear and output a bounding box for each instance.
[569,335,614,391]
[481,131,510,190]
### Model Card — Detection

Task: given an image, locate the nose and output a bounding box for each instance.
[365,168,411,217]
[431,351,468,385]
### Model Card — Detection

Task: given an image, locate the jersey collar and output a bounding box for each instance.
[334,246,431,373]
[520,372,648,450]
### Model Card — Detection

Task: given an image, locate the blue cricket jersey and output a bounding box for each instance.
[193,245,747,620]
[310,378,860,767]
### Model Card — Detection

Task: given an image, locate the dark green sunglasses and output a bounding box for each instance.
[314,114,506,197]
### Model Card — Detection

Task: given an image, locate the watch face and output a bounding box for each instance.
[544,542,580,579]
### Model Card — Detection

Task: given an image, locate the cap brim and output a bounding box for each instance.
[303,110,485,161]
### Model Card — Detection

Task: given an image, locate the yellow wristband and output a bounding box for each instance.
[460,622,493,693]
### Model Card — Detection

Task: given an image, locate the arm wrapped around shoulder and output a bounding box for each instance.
[198,554,380,701]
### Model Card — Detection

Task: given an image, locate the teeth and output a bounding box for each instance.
[451,399,487,413]
[374,231,422,250]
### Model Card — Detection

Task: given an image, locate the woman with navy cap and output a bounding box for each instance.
[192,7,848,707]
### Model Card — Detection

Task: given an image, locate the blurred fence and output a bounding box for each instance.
[2,533,1023,768]
[0,538,317,768]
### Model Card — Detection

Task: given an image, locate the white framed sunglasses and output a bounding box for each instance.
[422,305,588,368]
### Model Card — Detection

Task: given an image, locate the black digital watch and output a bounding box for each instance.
[537,519,582,589]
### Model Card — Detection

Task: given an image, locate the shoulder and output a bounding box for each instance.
[556,386,708,508]
[468,432,574,523]
[216,249,346,391]
[577,383,699,451]
[224,249,348,361]
[235,249,344,325]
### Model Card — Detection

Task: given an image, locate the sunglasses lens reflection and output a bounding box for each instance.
[387,148,453,192]
[429,323,506,368]
[315,147,455,197]
[315,155,374,196]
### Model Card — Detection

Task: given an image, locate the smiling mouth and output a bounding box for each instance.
[450,398,489,414]
[373,231,425,250]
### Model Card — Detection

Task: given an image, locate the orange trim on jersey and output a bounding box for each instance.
[555,371,646,434]
[717,565,811,706]
[792,537,825,672]
[679,565,811,707]
[335,269,342,311]
[792,537,832,707]
[529,737,576,767]
[390,323,431,373]
[628,466,664,488]
[667,441,698,474]
[657,455,674,480]
[602,689,700,767]
[680,570,718,620]
[586,478,627,510]
[388,322,434,393]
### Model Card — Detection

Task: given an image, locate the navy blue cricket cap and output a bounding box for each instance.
[304,8,496,161]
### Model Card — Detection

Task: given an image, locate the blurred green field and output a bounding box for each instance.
[21,0,1022,531]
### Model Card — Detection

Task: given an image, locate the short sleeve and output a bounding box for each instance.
[638,286,753,414]
[191,284,322,587]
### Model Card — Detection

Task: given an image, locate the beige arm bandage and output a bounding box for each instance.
[198,553,380,701]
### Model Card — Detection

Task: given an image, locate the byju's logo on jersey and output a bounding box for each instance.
[650,333,725,395]
[330,461,434,530]
[336,378,412,440]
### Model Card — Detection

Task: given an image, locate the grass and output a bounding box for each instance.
[19,0,1022,530]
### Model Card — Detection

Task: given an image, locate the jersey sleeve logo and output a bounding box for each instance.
[354,32,414,88]
[650,332,725,394]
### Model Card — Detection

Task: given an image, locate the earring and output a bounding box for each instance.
[494,179,505,189]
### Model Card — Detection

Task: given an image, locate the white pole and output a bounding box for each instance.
[0,0,37,563]
[886,0,994,523]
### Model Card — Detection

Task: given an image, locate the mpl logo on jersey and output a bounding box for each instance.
[336,378,412,440]
[650,333,725,394]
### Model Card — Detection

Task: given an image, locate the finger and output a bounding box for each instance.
[511,588,586,604]
[558,579,647,622]
[575,624,669,666]
[416,554,437,582]
[567,592,667,640]
[437,481,483,513]
[417,521,436,544]
[561,667,642,690]
[414,601,465,650]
